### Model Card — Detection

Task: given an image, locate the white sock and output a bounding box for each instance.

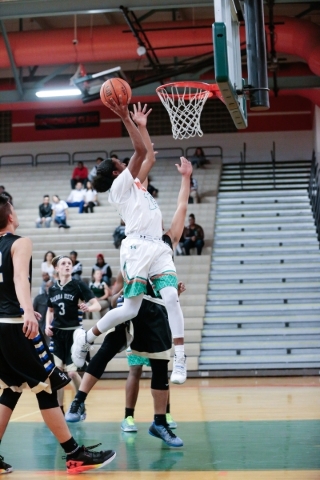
[174,344,185,357]
[87,328,97,344]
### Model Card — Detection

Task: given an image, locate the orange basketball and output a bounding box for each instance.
[100,78,132,107]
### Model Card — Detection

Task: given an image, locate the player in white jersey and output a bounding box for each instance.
[72,101,186,384]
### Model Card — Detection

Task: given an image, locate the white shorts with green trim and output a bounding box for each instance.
[120,235,178,298]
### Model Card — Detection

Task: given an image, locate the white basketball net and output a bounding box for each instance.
[157,84,210,140]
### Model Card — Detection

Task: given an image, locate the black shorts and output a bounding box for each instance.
[130,299,172,360]
[0,323,56,393]
[51,329,77,371]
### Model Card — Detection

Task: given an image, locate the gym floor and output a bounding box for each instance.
[2,377,320,479]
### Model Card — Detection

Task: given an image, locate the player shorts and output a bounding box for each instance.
[120,235,178,298]
[51,328,78,372]
[0,322,58,393]
[126,349,151,367]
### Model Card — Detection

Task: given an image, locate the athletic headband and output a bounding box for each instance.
[52,255,71,268]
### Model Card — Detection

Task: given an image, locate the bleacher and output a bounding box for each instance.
[0,153,221,376]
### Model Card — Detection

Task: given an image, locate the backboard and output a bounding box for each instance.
[213,0,248,129]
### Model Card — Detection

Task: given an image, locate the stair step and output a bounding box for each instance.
[201,339,320,349]
[205,303,320,313]
[203,314,320,323]
[209,271,320,281]
[207,291,320,302]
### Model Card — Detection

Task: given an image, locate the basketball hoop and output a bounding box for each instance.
[156,81,223,140]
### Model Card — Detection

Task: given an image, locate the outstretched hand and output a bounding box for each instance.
[175,156,192,177]
[130,102,152,127]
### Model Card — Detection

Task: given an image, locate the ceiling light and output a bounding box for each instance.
[35,88,81,98]
[137,45,146,56]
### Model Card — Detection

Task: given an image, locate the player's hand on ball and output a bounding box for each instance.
[106,96,130,119]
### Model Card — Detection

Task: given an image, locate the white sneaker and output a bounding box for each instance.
[170,355,187,384]
[71,329,92,368]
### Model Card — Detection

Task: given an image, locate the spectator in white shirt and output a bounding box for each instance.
[83,181,98,213]
[66,181,85,213]
[52,195,70,229]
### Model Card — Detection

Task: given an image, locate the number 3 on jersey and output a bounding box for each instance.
[58,302,65,316]
[0,252,2,283]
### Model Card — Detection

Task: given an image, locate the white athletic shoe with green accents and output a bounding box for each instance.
[121,416,138,432]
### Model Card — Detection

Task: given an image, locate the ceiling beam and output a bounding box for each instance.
[0,20,23,97]
[0,0,213,19]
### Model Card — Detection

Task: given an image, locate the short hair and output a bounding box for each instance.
[70,250,77,256]
[189,213,195,219]
[92,159,115,192]
[111,154,118,159]
[78,161,84,166]
[53,194,60,201]
[0,194,11,229]
[43,194,49,199]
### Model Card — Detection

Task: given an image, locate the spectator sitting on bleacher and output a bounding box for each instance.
[0,186,13,205]
[36,194,53,228]
[190,147,207,168]
[83,181,98,213]
[70,251,83,281]
[147,176,159,198]
[88,157,103,182]
[71,161,88,189]
[188,175,199,204]
[92,253,112,286]
[113,220,126,249]
[66,182,85,213]
[33,278,53,345]
[89,270,111,320]
[182,213,205,255]
[52,195,70,229]
[41,250,55,278]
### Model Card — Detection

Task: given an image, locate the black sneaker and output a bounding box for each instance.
[49,367,71,392]
[65,444,116,474]
[0,455,12,474]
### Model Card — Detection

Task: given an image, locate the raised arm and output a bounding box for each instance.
[165,157,193,250]
[130,103,154,185]
[106,98,147,179]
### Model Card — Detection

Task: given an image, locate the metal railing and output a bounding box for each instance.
[308,151,320,241]
[0,154,34,167]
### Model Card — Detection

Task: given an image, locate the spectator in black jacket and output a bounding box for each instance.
[70,251,83,281]
[36,195,53,228]
[91,253,112,286]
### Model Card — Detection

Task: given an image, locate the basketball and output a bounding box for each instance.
[100,78,132,107]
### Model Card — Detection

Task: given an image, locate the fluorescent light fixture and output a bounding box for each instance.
[36,88,81,98]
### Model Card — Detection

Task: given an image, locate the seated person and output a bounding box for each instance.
[41,250,55,278]
[83,181,98,213]
[147,177,159,198]
[52,195,70,228]
[66,182,85,213]
[89,270,111,320]
[188,175,199,204]
[182,213,205,255]
[70,251,83,280]
[88,157,103,182]
[36,195,53,228]
[92,253,112,286]
[112,220,126,249]
[71,161,88,189]
[190,147,207,168]
[0,185,13,205]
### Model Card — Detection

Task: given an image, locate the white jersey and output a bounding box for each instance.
[108,168,162,237]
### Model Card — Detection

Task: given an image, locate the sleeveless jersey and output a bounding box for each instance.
[0,233,32,317]
[48,279,94,329]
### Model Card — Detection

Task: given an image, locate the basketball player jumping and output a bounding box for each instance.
[0,194,116,474]
[72,101,187,384]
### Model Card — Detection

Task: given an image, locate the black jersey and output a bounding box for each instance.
[0,233,32,317]
[48,279,94,329]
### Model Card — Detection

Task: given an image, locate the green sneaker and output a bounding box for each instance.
[121,416,138,432]
[166,413,177,429]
